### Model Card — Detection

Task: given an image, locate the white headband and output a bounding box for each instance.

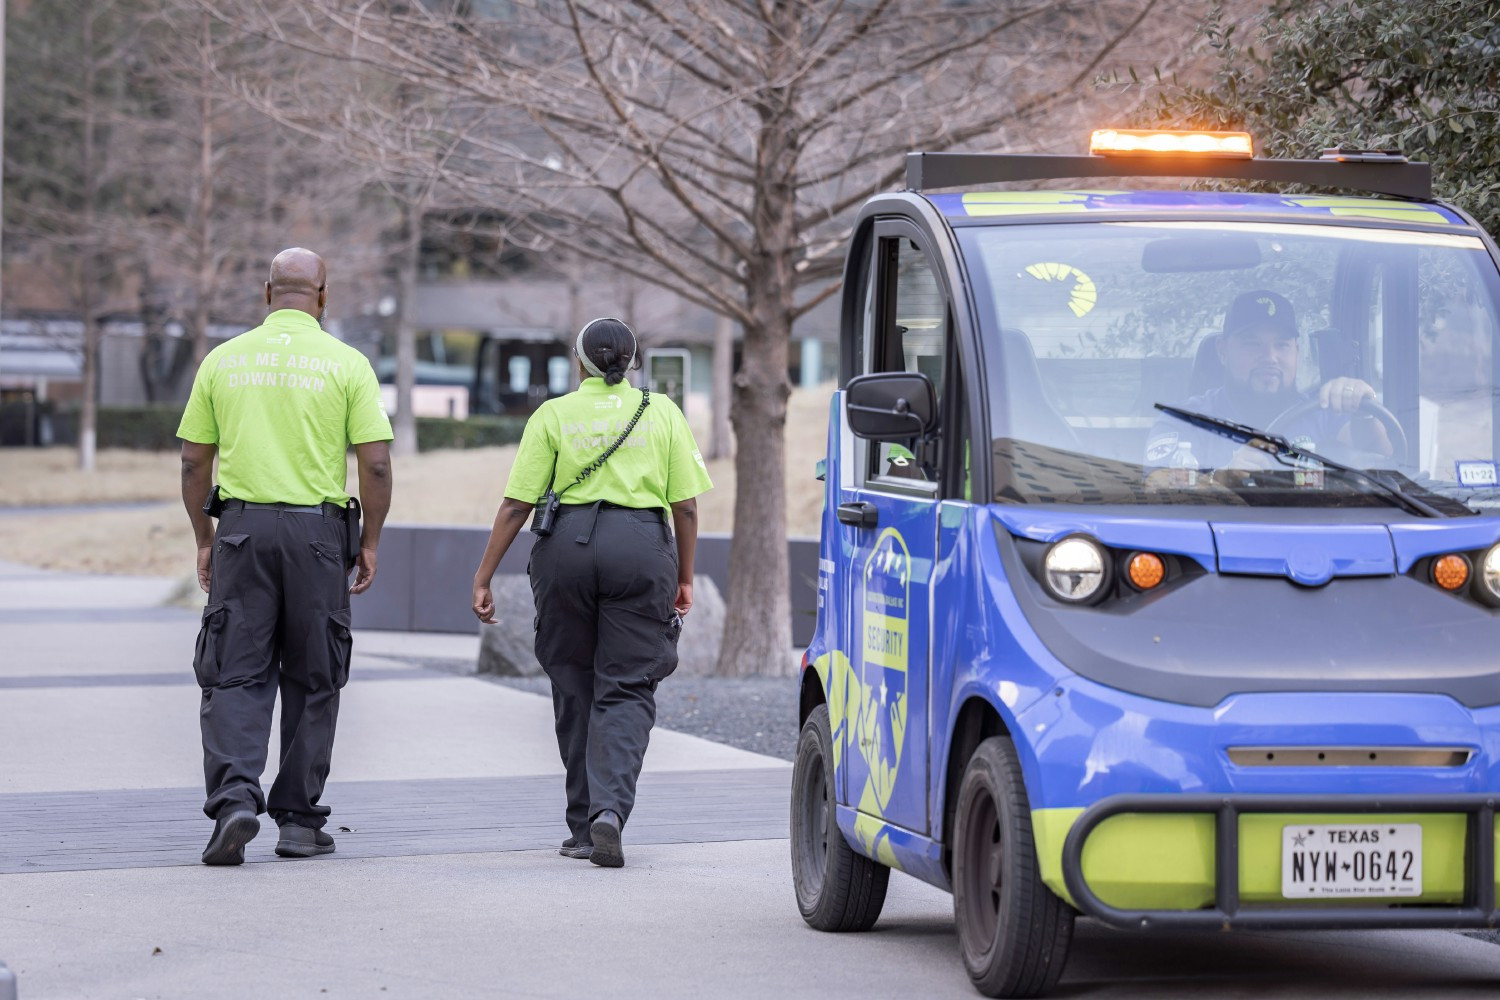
[575,317,636,379]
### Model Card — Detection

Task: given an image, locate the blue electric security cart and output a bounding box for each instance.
[789,129,1500,998]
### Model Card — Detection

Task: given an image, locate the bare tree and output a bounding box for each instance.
[708,310,735,461]
[4,0,154,468]
[133,0,393,377]
[204,0,1197,673]
[117,4,244,402]
[368,83,449,460]
[5,0,393,453]
[183,27,457,456]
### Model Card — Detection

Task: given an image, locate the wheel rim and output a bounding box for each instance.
[960,785,1003,948]
[795,745,829,895]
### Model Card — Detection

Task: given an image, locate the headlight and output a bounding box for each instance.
[1477,544,1500,606]
[1043,536,1108,604]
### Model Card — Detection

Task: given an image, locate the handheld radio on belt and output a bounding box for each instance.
[344,497,362,570]
[531,389,650,537]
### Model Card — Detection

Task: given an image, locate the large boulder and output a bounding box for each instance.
[475,573,726,678]
[673,574,725,677]
[476,576,544,677]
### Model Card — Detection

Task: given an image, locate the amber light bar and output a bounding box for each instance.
[1090,128,1254,159]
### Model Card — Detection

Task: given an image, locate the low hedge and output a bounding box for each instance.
[414,414,528,451]
[37,406,528,452]
[99,406,188,450]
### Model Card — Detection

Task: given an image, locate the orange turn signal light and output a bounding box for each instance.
[1127,552,1166,591]
[1090,128,1254,158]
[1432,554,1471,591]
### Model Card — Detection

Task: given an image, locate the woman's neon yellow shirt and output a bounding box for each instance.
[504,377,712,508]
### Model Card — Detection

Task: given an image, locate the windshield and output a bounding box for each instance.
[961,220,1500,511]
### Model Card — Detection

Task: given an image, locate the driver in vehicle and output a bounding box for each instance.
[1146,289,1392,473]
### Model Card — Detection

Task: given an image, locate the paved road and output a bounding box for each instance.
[0,499,165,518]
[3,558,1498,999]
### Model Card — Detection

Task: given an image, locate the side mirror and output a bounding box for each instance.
[845,371,938,441]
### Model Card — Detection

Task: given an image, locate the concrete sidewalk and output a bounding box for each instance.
[0,558,181,619]
[0,559,796,997]
[0,557,786,821]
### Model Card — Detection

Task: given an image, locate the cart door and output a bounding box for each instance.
[839,222,953,837]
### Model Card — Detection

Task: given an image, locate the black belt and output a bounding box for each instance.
[224,499,347,520]
[555,500,665,544]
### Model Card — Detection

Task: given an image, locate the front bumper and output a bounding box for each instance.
[1061,793,1499,931]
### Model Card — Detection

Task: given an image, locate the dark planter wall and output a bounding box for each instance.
[351,526,820,648]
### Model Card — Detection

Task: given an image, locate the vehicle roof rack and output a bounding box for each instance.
[905,152,1433,201]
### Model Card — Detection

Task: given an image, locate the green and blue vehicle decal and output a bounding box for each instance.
[924,189,1467,227]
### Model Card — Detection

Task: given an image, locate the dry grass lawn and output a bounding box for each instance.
[0,385,834,578]
[0,449,182,507]
[0,503,194,577]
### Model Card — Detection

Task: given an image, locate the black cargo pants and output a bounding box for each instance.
[529,504,680,844]
[194,503,352,830]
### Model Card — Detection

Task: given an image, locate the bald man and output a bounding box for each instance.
[177,248,394,865]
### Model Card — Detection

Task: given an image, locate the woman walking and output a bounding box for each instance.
[472,318,712,868]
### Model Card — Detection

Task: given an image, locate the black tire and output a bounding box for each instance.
[791,703,890,931]
[952,736,1074,998]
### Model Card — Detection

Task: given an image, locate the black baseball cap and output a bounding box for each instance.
[1223,289,1298,340]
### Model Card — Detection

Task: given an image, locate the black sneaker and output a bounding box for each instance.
[588,810,624,868]
[275,826,336,859]
[202,811,261,866]
[559,836,593,860]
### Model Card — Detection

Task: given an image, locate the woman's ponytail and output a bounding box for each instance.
[597,346,627,386]
[576,318,639,386]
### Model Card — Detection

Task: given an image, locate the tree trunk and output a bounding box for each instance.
[0,0,6,325]
[567,280,581,336]
[391,196,421,457]
[78,5,99,472]
[191,272,213,367]
[137,260,187,402]
[79,288,100,470]
[718,308,793,676]
[191,12,215,367]
[708,310,734,460]
[716,5,800,676]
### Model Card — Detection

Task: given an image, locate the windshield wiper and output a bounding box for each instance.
[1153,403,1448,519]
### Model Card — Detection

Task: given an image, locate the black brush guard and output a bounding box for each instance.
[1061,794,1498,931]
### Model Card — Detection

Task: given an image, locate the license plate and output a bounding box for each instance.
[1281,823,1422,898]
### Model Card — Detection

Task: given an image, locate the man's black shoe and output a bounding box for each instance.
[202,811,260,866]
[588,810,624,868]
[275,826,336,859]
[559,836,593,860]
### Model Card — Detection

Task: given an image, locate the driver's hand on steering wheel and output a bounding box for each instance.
[1318,376,1377,414]
[1228,444,1278,471]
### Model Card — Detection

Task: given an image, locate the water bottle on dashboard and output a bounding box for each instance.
[1169,441,1199,487]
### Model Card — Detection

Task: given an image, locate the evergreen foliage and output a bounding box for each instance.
[1149,0,1500,231]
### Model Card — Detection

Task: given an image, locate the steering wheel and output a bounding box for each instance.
[1266,396,1410,467]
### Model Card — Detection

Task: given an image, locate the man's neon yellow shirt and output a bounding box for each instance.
[504,377,713,509]
[176,309,393,505]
